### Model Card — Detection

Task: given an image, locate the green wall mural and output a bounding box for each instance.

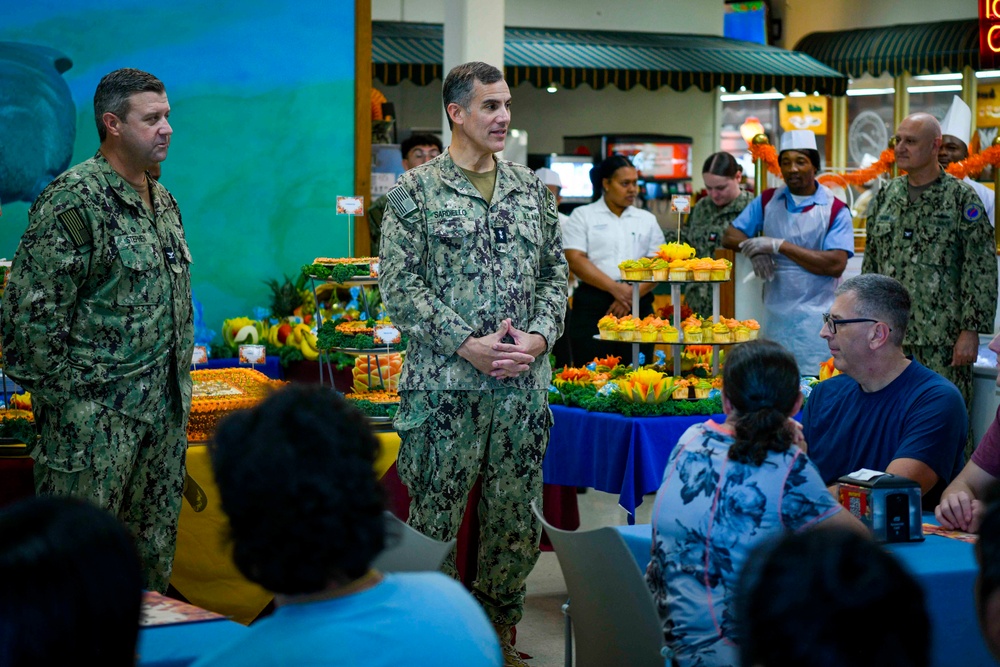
[0,0,356,339]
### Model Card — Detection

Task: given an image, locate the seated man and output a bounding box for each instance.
[802,274,966,508]
[193,384,501,667]
[936,331,1000,532]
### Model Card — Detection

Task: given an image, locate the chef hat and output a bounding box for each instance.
[778,130,821,170]
[779,130,818,153]
[940,96,972,147]
[535,167,562,188]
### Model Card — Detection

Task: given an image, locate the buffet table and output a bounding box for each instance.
[544,405,724,522]
[614,520,995,667]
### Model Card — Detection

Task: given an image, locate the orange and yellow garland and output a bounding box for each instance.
[748,141,1000,188]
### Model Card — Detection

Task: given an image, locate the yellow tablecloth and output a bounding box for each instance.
[170,431,401,624]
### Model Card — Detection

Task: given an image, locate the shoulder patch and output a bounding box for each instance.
[544,188,559,222]
[964,202,984,222]
[56,208,92,248]
[386,186,418,218]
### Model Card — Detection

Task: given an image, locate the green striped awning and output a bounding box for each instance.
[794,20,980,78]
[372,21,847,95]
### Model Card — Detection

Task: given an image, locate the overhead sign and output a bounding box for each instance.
[982,0,1000,70]
[779,97,827,135]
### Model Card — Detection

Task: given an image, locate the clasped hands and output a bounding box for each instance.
[458,319,546,379]
[738,236,785,282]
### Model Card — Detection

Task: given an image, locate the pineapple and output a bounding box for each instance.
[264,275,304,319]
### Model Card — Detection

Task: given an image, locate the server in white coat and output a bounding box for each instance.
[938,95,996,227]
[562,155,665,363]
[722,130,854,375]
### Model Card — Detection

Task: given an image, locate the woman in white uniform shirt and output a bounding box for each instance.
[562,155,666,363]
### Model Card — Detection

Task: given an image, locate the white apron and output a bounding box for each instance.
[759,186,841,375]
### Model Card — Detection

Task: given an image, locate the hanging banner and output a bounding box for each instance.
[779,97,827,134]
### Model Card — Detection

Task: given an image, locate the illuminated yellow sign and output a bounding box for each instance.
[779,97,827,135]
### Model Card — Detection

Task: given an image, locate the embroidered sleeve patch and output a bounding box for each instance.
[964,202,984,222]
[386,186,418,218]
[57,208,92,248]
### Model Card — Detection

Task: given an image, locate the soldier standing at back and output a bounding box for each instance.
[862,112,997,458]
[379,61,567,666]
[0,68,193,592]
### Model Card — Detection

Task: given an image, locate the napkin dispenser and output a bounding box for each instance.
[836,469,923,543]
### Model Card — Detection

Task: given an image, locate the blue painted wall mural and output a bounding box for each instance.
[0,0,355,333]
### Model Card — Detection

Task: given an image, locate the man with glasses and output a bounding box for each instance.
[802,274,966,508]
[368,133,443,253]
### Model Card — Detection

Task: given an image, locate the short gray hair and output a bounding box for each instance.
[835,274,910,346]
[442,61,503,129]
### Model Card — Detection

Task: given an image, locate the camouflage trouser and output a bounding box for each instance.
[31,395,187,593]
[395,388,552,626]
[682,283,713,320]
[905,343,974,459]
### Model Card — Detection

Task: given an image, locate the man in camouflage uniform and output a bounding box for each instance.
[682,188,752,317]
[368,133,443,254]
[863,112,997,458]
[379,61,567,665]
[0,69,193,592]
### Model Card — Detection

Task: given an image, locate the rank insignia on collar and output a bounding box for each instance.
[387,186,418,218]
[903,229,914,240]
[57,208,92,248]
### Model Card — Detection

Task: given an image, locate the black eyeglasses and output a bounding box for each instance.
[822,312,890,334]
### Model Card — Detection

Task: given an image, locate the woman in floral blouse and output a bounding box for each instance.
[645,340,865,667]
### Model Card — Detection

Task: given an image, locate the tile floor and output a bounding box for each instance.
[515,490,655,667]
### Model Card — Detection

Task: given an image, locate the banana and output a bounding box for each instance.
[300,333,319,361]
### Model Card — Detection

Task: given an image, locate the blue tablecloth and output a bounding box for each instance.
[195,356,283,380]
[138,619,248,667]
[615,520,995,667]
[543,405,724,518]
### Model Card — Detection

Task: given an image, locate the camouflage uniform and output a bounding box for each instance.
[367,193,388,255]
[681,191,752,317]
[862,170,997,456]
[0,152,194,592]
[379,152,567,626]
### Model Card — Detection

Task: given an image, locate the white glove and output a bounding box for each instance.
[750,254,776,282]
[739,236,785,257]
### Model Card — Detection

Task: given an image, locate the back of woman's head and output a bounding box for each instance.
[211,384,386,595]
[0,497,142,667]
[723,340,800,465]
[590,154,634,201]
[738,528,929,667]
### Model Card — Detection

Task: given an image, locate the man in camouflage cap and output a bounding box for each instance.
[862,112,997,458]
[379,61,567,665]
[0,68,193,592]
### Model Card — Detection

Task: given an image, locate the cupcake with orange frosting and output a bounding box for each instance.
[743,319,760,340]
[709,259,729,281]
[713,322,733,343]
[639,319,659,343]
[671,378,691,400]
[691,259,714,281]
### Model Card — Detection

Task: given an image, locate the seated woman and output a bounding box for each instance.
[0,496,143,667]
[644,339,865,667]
[193,385,500,667]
